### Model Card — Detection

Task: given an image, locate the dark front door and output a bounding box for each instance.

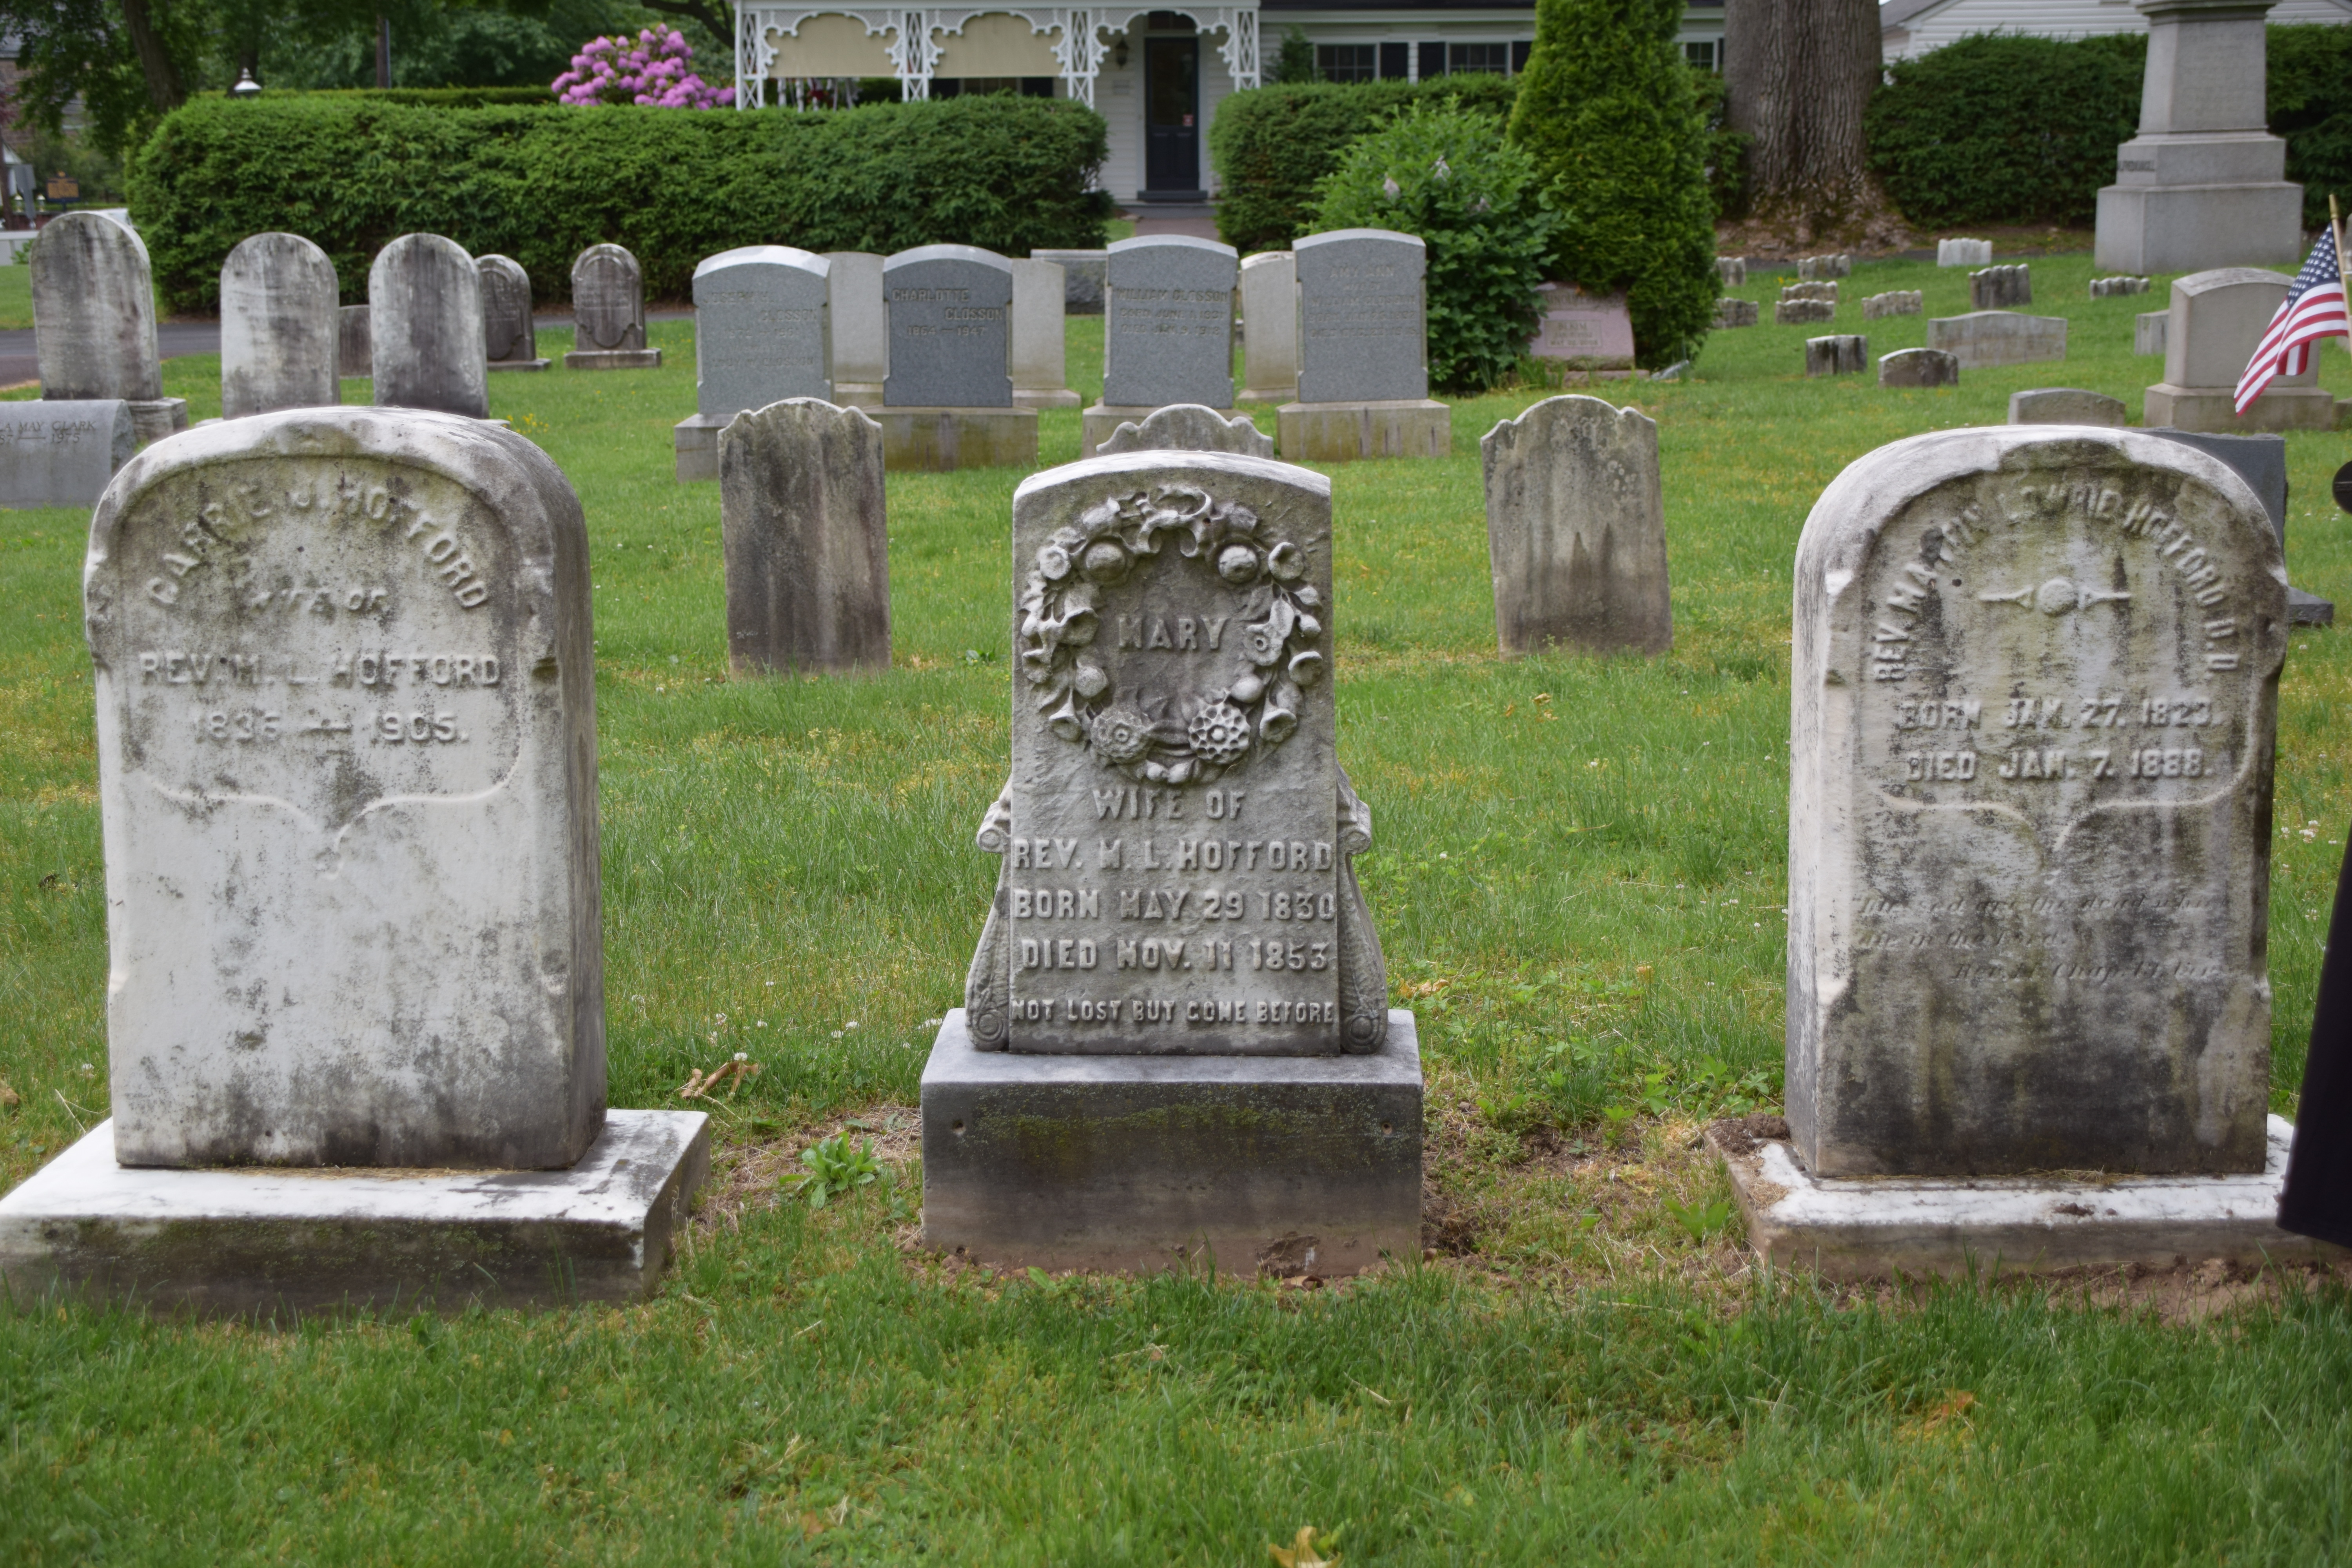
[1143,36,1200,194]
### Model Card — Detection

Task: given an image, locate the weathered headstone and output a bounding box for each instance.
[1716,256,1747,286]
[1283,229,1448,462]
[1011,258,1079,409]
[1237,251,1298,403]
[1097,404,1272,458]
[2095,0,2301,274]
[1806,335,1868,376]
[1526,284,1634,370]
[1862,291,1923,320]
[1481,394,1671,658]
[1788,426,2285,1179]
[1031,248,1108,314]
[877,245,1035,470]
[1093,235,1238,448]
[1926,311,2067,369]
[922,448,1418,1275]
[32,211,187,444]
[1969,264,2032,309]
[0,399,135,508]
[2009,388,2128,426]
[1877,348,1960,388]
[2091,276,2151,298]
[720,399,889,675]
[337,305,372,380]
[370,234,488,419]
[1715,298,1760,329]
[1937,238,1993,267]
[1776,299,1836,326]
[1782,282,1837,304]
[676,245,832,482]
[2135,311,2169,356]
[220,232,339,419]
[1797,254,1852,280]
[2144,267,2332,432]
[565,244,660,370]
[824,251,886,407]
[477,255,546,372]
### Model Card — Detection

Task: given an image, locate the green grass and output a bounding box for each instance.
[0,263,30,332]
[3,252,2352,1563]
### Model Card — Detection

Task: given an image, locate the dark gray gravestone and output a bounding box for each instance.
[883,245,1013,407]
[477,255,545,371]
[370,234,487,418]
[338,306,372,379]
[1292,229,1427,404]
[2145,427,2331,626]
[0,399,135,508]
[720,399,889,675]
[572,244,646,352]
[1103,235,1237,410]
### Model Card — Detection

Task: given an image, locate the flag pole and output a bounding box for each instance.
[2336,194,2349,356]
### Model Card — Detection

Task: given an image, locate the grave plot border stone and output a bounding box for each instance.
[564,243,661,371]
[1238,251,1298,405]
[825,252,888,408]
[1806,335,1868,376]
[1012,258,1081,411]
[1715,299,1760,329]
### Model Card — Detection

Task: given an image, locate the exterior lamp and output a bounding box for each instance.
[231,68,262,99]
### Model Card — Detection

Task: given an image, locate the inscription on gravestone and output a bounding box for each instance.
[693,246,832,420]
[1293,230,1427,405]
[477,255,544,370]
[963,452,1386,1056]
[572,245,646,352]
[1789,429,2285,1178]
[884,245,1013,408]
[1103,235,1237,410]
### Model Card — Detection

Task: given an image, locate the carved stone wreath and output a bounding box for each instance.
[1019,484,1323,785]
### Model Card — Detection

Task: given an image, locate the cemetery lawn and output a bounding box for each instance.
[5,252,2352,1563]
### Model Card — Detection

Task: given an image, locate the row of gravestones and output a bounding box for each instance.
[0,401,2328,1305]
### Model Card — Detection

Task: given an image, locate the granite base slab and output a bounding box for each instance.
[127,397,187,446]
[673,412,723,482]
[1710,1114,2335,1281]
[0,1110,710,1316]
[2291,587,2335,627]
[564,348,661,370]
[1238,383,1297,405]
[2143,383,2336,433]
[920,1008,1422,1276]
[874,406,1038,472]
[486,358,550,373]
[834,383,884,410]
[1016,388,1083,411]
[1276,399,1451,463]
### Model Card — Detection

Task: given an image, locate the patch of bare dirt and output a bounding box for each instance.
[690,1103,919,1238]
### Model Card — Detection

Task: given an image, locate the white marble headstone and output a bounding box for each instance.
[220,233,339,419]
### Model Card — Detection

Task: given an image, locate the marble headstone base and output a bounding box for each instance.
[1238,382,1297,405]
[873,407,1037,472]
[1016,387,1082,411]
[0,1111,710,1316]
[2094,180,2304,277]
[2143,383,2335,435]
[832,383,884,410]
[487,356,550,374]
[127,397,188,446]
[1276,400,1451,463]
[921,1009,1423,1276]
[564,348,661,371]
[1710,1115,2336,1281]
[674,412,726,482]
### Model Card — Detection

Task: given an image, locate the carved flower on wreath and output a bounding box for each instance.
[1020,485,1321,783]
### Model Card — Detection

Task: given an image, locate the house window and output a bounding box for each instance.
[1317,44,1376,82]
[1684,40,1719,72]
[1448,42,1510,75]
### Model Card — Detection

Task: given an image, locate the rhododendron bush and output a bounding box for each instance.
[554,30,735,108]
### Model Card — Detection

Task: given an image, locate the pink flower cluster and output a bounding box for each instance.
[552,30,736,109]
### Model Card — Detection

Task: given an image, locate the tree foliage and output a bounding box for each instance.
[1507,0,1716,368]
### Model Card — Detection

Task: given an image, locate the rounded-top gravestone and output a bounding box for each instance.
[370,234,488,419]
[1102,234,1238,411]
[1292,229,1428,405]
[567,244,660,370]
[33,211,188,443]
[220,232,339,419]
[477,254,545,371]
[882,245,1013,408]
[691,245,833,421]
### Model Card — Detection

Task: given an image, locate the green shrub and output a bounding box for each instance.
[1208,74,1519,253]
[1509,0,1717,369]
[2270,24,2352,231]
[1866,33,2144,229]
[1307,103,1558,394]
[264,87,560,107]
[128,95,1109,312]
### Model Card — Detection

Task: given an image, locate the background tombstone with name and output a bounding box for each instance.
[566,244,660,370]
[1481,394,1671,658]
[1724,425,2314,1278]
[0,407,710,1313]
[1526,285,1635,379]
[1281,229,1450,462]
[1084,235,1239,456]
[923,448,1419,1274]
[676,245,832,483]
[32,210,188,444]
[220,232,339,419]
[1925,310,2067,369]
[338,305,372,380]
[1878,347,1958,388]
[0,399,135,507]
[1011,258,1079,411]
[478,255,547,372]
[720,398,890,675]
[825,252,887,408]
[1238,251,1297,405]
[878,244,1036,472]
[2144,267,2334,433]
[371,233,488,419]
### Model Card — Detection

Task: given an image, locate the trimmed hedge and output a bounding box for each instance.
[1208,75,1519,253]
[128,96,1110,312]
[269,87,561,107]
[1868,26,2352,232]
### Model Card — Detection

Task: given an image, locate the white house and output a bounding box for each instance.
[730,0,1724,201]
[1880,0,2352,62]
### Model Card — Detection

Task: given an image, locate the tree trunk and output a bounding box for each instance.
[1724,0,1880,227]
[118,0,187,116]
[639,0,737,58]
[377,15,392,89]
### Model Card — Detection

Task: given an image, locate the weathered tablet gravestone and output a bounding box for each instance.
[1011,258,1079,410]
[371,234,488,419]
[32,211,189,444]
[566,244,660,370]
[825,252,887,407]
[1481,395,1671,658]
[720,398,889,675]
[1084,235,1238,456]
[1526,285,1635,375]
[1281,229,1450,463]
[1926,310,2067,369]
[220,232,339,419]
[478,255,547,372]
[338,306,372,379]
[1237,251,1298,404]
[675,245,832,482]
[0,407,710,1313]
[877,245,1036,472]
[0,400,135,508]
[923,449,1420,1275]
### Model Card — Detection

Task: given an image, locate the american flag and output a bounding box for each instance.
[2235,224,2349,414]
